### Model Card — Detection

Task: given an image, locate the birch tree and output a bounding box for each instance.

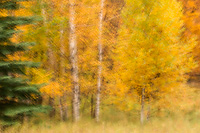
[95,0,105,122]
[69,0,80,122]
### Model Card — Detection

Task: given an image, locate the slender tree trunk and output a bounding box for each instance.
[140,88,145,124]
[147,97,150,121]
[47,46,56,118]
[59,94,68,121]
[41,1,56,118]
[95,0,105,122]
[59,95,68,121]
[49,97,56,117]
[69,0,80,122]
[59,96,64,121]
[62,94,68,120]
[91,94,95,118]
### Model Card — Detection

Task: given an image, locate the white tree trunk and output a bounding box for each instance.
[140,88,145,124]
[95,0,105,122]
[69,0,80,122]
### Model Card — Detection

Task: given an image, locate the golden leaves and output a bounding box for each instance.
[109,0,197,111]
[40,81,62,97]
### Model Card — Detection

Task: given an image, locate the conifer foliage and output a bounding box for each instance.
[0,0,44,125]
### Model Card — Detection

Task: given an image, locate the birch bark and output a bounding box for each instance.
[69,0,80,122]
[95,0,105,122]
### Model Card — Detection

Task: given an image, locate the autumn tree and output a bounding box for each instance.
[68,0,80,122]
[114,0,196,124]
[94,0,105,122]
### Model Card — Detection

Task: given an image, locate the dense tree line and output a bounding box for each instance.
[0,0,199,126]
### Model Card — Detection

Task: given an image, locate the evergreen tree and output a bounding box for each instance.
[0,0,44,126]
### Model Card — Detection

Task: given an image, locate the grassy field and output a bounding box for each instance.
[4,112,200,133]
[4,117,200,133]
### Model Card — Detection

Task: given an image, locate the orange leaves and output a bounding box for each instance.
[15,1,33,17]
[188,0,196,7]
[180,0,200,76]
[40,81,63,97]
[6,52,29,61]
[29,68,71,98]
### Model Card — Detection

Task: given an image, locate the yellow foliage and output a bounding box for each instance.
[40,81,63,97]
[109,0,197,112]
